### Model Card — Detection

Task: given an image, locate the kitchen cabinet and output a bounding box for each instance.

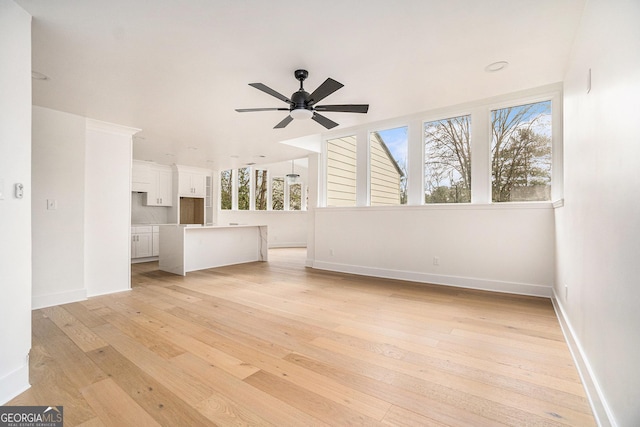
[132,160,151,192]
[177,168,207,197]
[144,165,173,206]
[152,226,160,256]
[131,226,153,258]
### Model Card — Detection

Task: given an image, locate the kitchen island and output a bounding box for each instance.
[158,224,267,276]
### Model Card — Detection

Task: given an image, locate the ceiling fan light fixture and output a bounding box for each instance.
[286,160,300,184]
[290,108,313,120]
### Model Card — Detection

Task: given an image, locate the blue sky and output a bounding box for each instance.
[377,126,408,169]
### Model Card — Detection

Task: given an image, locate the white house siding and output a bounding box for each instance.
[326,135,357,207]
[370,132,402,205]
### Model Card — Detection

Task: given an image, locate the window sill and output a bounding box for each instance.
[318,202,555,212]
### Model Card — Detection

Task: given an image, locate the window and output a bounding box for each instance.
[220,169,232,210]
[491,100,552,202]
[272,177,284,210]
[424,115,471,203]
[289,183,302,210]
[237,167,250,210]
[326,135,357,206]
[255,169,268,210]
[370,127,407,205]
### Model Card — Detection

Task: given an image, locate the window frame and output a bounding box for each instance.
[368,125,409,206]
[320,84,563,208]
[422,113,473,205]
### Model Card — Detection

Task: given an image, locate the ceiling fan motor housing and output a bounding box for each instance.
[291,90,311,111]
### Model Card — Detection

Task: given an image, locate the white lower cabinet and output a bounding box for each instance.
[131,226,153,258]
[152,226,160,256]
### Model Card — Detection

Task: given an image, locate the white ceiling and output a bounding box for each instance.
[17,0,585,170]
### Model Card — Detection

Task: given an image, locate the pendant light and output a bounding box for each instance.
[286,160,300,184]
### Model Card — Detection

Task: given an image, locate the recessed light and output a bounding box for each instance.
[485,61,509,72]
[165,153,174,157]
[31,71,49,80]
[187,146,198,150]
[230,155,239,159]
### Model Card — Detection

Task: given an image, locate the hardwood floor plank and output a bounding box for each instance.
[244,370,386,426]
[85,345,215,426]
[11,249,595,426]
[60,301,108,329]
[20,343,99,426]
[309,336,595,426]
[91,323,214,405]
[382,405,450,427]
[40,305,107,352]
[172,352,329,427]
[81,378,161,427]
[98,303,186,359]
[283,352,503,427]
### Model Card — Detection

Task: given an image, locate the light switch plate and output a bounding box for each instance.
[15,183,24,199]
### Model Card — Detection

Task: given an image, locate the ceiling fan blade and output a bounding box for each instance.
[308,78,344,106]
[314,104,369,113]
[235,108,290,112]
[249,83,292,104]
[274,115,294,129]
[311,112,339,129]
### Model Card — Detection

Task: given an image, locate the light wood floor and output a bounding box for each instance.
[10,248,596,426]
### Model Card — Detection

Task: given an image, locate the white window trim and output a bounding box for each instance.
[321,83,563,207]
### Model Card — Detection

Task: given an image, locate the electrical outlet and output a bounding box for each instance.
[433,256,440,266]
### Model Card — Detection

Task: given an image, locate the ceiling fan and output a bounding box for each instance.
[235,69,369,130]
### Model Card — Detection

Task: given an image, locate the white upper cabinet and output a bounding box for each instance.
[177,166,208,198]
[145,164,173,206]
[132,160,151,192]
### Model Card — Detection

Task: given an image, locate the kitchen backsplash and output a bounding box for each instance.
[131,192,170,224]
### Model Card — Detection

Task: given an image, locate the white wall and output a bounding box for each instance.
[0,0,32,403]
[85,120,137,297]
[313,204,555,296]
[31,110,137,306]
[32,107,87,308]
[557,0,640,425]
[217,210,307,248]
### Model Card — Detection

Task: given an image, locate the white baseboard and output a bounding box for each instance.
[131,256,159,264]
[312,260,552,297]
[268,242,307,249]
[551,291,617,427]
[32,288,87,310]
[0,363,30,405]
[86,288,131,298]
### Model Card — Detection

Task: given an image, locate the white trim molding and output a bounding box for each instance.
[0,363,29,405]
[32,288,87,310]
[313,260,552,298]
[551,289,617,427]
[86,118,140,137]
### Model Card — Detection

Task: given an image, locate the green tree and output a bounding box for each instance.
[220,170,232,210]
[492,101,551,202]
[237,167,250,210]
[255,169,267,210]
[272,177,284,210]
[424,115,471,203]
[289,183,301,210]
